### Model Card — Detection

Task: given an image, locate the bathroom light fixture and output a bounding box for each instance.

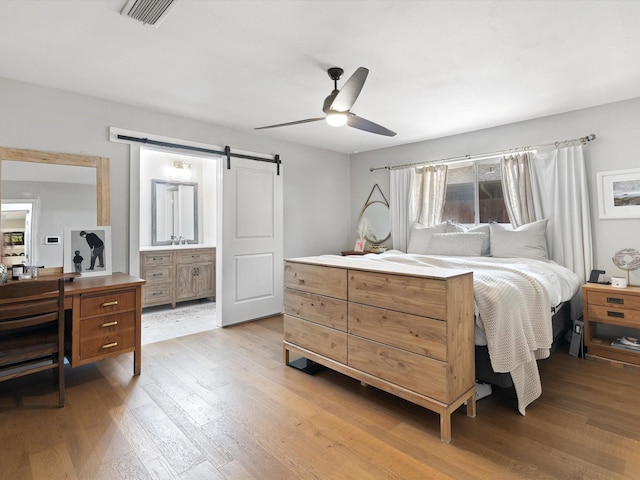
[172,160,191,170]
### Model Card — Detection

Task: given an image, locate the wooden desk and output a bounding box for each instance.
[64,273,145,375]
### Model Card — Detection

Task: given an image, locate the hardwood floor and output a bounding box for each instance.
[1,315,639,479]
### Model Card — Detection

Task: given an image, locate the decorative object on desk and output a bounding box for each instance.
[11,264,23,280]
[354,238,366,252]
[612,247,640,286]
[597,168,640,219]
[63,226,112,277]
[369,244,387,253]
[0,264,7,283]
[357,183,391,248]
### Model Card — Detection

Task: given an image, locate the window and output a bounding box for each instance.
[441,160,509,224]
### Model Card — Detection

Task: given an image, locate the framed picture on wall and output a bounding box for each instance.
[64,226,112,277]
[597,168,640,219]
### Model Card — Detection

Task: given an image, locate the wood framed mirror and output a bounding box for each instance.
[0,147,110,271]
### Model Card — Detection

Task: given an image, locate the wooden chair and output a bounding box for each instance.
[0,278,66,407]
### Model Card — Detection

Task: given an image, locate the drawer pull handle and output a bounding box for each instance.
[152,292,164,296]
[607,310,624,319]
[152,273,163,277]
[101,301,119,307]
[101,321,118,328]
[606,297,624,305]
[102,342,118,349]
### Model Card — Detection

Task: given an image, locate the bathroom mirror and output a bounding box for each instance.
[152,179,198,245]
[0,147,110,269]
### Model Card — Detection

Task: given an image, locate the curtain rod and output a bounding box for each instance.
[369,133,596,172]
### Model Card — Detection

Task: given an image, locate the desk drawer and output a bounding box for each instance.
[79,311,135,359]
[80,289,136,317]
[284,315,347,363]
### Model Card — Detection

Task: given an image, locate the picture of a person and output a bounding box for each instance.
[80,230,105,270]
[73,250,83,273]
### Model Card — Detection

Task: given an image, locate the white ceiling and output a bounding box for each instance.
[1,1,640,154]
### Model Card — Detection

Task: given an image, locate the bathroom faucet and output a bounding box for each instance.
[179,235,184,245]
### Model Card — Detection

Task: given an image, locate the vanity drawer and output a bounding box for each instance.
[142,283,173,305]
[143,265,172,283]
[79,289,137,318]
[141,252,173,267]
[79,312,136,360]
[176,249,214,264]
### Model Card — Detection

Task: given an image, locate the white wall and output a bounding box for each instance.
[350,98,640,285]
[0,77,351,273]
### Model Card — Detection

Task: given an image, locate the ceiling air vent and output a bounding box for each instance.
[121,0,177,27]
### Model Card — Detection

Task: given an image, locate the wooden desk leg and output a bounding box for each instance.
[283,344,290,365]
[134,286,142,376]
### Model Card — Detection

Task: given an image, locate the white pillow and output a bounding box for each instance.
[407,222,446,254]
[490,219,549,260]
[426,232,485,256]
[445,221,491,256]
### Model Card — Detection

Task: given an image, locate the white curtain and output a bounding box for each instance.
[415,164,448,226]
[530,145,593,317]
[501,152,537,227]
[389,167,415,252]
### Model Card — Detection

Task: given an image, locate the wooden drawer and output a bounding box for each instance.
[587,304,640,327]
[141,252,173,267]
[143,265,172,283]
[79,314,136,360]
[587,291,640,311]
[285,262,347,299]
[79,289,136,318]
[176,249,214,264]
[284,288,347,332]
[348,270,447,320]
[348,303,447,361]
[284,315,347,363]
[348,335,448,402]
[142,283,173,305]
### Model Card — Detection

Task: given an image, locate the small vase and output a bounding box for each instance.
[0,264,8,284]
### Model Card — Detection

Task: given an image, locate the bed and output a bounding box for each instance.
[338,219,582,414]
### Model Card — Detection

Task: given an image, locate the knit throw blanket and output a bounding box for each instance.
[364,253,552,415]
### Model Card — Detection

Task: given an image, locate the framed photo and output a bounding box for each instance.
[597,168,640,219]
[64,226,112,277]
[354,238,366,252]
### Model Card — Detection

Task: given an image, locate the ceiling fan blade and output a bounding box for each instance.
[330,67,369,112]
[347,113,396,137]
[254,117,325,130]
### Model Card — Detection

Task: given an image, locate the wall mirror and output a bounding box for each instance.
[152,179,198,245]
[358,184,390,245]
[0,147,110,269]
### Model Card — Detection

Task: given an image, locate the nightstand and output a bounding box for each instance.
[582,283,640,367]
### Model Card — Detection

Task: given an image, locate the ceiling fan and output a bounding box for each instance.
[255,67,396,137]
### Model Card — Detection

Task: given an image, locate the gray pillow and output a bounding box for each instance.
[490,219,549,260]
[427,232,486,256]
[445,221,491,256]
[407,222,447,254]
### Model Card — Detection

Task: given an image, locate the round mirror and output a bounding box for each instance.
[358,201,391,245]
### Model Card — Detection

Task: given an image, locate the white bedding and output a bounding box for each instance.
[333,251,581,415]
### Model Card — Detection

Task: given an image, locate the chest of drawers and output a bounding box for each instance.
[283,258,475,442]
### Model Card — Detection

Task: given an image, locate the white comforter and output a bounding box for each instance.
[337,251,581,415]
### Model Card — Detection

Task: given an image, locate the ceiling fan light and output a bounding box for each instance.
[326,113,347,127]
